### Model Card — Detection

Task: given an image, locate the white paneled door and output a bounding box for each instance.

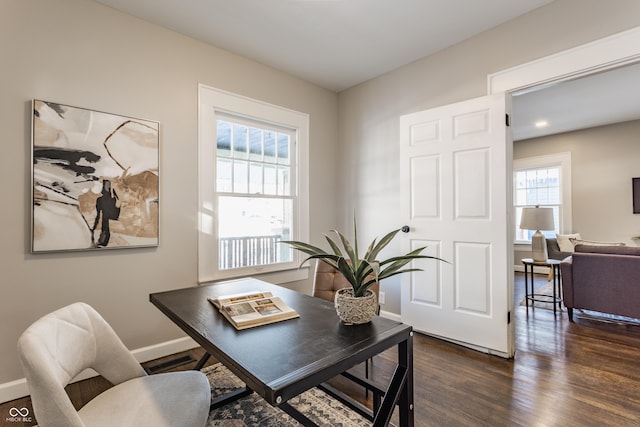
[400,94,514,357]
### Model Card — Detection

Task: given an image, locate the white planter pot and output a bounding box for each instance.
[334,287,378,325]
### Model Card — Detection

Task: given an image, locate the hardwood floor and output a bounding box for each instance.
[332,272,640,426]
[409,272,640,426]
[4,272,640,426]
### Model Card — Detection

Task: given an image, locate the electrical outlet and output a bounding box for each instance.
[379,291,385,305]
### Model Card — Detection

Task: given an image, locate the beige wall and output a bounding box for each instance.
[0,0,338,386]
[514,119,640,266]
[337,0,640,314]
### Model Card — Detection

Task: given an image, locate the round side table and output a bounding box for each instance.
[521,258,562,314]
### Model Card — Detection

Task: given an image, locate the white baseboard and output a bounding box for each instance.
[131,336,199,364]
[0,378,29,407]
[0,336,198,404]
[379,309,401,322]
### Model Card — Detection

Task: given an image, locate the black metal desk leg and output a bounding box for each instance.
[399,332,414,427]
[372,332,414,427]
[194,352,211,371]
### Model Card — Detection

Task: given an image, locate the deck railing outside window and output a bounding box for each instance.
[219,235,289,269]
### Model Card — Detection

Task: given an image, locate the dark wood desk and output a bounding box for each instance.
[150,278,414,426]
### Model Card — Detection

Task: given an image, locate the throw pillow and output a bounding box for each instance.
[569,238,625,247]
[556,233,581,252]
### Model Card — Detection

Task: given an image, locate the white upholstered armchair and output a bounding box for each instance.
[17,302,211,427]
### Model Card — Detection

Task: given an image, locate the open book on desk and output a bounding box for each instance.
[208,291,299,330]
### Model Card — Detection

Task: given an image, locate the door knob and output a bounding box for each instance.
[401,225,410,233]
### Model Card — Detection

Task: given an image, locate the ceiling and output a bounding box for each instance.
[93,0,640,140]
[94,0,554,92]
[512,62,640,141]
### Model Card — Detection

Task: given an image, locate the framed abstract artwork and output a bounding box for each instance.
[31,100,159,252]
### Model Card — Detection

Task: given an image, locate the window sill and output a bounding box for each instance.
[253,267,310,285]
[200,267,310,286]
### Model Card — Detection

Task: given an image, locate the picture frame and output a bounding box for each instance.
[634,177,640,214]
[31,100,159,252]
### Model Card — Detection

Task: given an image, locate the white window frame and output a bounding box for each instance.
[513,152,572,246]
[198,84,309,284]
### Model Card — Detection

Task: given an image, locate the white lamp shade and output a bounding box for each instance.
[519,207,554,231]
[519,206,554,262]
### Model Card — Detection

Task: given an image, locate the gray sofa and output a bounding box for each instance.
[560,244,640,321]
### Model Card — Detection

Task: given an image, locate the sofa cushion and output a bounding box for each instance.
[556,233,581,252]
[575,245,640,256]
[570,238,625,248]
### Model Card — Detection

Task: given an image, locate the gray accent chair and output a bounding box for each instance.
[541,238,573,280]
[17,302,211,427]
[546,238,573,261]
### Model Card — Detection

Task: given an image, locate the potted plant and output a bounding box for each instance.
[281,219,446,324]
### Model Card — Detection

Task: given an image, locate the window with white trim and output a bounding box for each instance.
[513,152,572,244]
[198,85,309,283]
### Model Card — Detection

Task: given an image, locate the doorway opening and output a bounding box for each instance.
[490,27,640,328]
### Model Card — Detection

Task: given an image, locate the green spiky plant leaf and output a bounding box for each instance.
[281,216,448,297]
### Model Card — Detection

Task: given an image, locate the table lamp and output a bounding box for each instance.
[519,206,555,262]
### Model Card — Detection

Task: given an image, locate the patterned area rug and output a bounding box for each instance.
[519,281,563,311]
[519,284,640,325]
[203,363,370,426]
